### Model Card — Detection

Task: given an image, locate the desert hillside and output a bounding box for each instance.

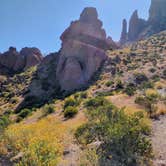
[0,30,166,166]
[0,0,166,166]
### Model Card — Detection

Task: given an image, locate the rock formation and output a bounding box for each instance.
[148,0,166,33]
[119,19,127,45]
[0,47,43,75]
[119,0,166,45]
[56,7,112,91]
[128,10,146,42]
[18,7,117,109]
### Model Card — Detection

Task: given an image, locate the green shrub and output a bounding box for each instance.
[75,101,153,166]
[116,79,123,89]
[64,106,78,118]
[18,109,32,119]
[64,97,78,109]
[134,73,148,85]
[149,68,156,73]
[105,81,113,87]
[85,97,108,109]
[135,90,159,118]
[140,81,154,90]
[163,69,166,78]
[42,104,55,116]
[151,75,160,82]
[80,92,88,99]
[124,84,136,96]
[0,115,10,131]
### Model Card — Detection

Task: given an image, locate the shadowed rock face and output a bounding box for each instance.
[119,0,166,45]
[18,7,117,109]
[120,19,127,45]
[0,47,43,75]
[148,0,166,33]
[149,0,166,22]
[128,10,146,42]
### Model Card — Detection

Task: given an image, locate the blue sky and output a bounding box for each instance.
[0,0,151,54]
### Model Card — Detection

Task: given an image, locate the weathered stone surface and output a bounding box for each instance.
[56,40,107,91]
[0,47,43,75]
[56,7,115,91]
[20,47,43,70]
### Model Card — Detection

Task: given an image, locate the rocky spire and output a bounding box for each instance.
[128,10,139,41]
[57,7,112,91]
[128,10,146,42]
[119,19,127,45]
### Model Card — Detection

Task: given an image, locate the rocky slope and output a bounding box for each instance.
[17,7,117,110]
[0,47,43,75]
[119,0,166,44]
[0,31,165,166]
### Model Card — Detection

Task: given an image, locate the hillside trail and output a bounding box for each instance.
[152,115,166,166]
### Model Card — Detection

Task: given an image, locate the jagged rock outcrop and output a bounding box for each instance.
[128,10,146,42]
[119,19,127,45]
[119,0,166,45]
[0,47,43,75]
[56,7,114,91]
[17,7,117,109]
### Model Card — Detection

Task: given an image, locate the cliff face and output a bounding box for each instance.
[0,47,43,75]
[18,7,117,109]
[148,0,166,33]
[149,0,166,22]
[119,0,166,45]
[128,10,146,42]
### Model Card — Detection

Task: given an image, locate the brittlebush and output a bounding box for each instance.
[3,117,64,166]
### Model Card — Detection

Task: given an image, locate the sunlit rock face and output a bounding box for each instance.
[56,7,116,91]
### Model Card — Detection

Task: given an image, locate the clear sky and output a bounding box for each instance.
[0,0,151,54]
